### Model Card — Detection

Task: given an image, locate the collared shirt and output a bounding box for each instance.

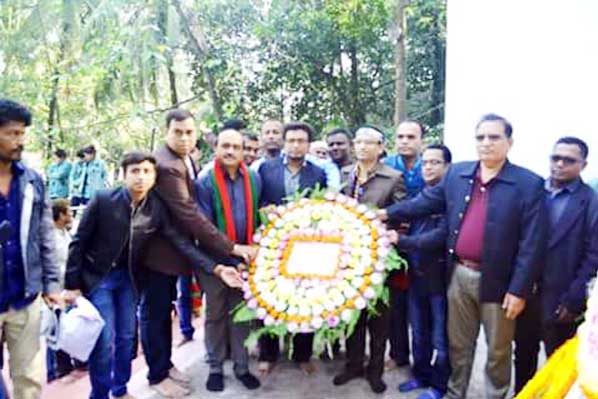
[282,154,307,196]
[545,178,581,228]
[196,166,262,246]
[383,155,425,198]
[0,163,32,312]
[348,163,378,200]
[47,160,72,199]
[455,170,494,263]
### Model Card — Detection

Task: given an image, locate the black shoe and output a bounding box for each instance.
[366,376,387,394]
[333,368,363,386]
[206,373,224,392]
[236,372,261,390]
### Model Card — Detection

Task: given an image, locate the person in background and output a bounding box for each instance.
[514,137,598,392]
[396,145,452,399]
[47,149,72,200]
[69,149,87,208]
[333,126,405,393]
[326,128,353,171]
[80,145,108,203]
[309,140,330,160]
[0,98,62,399]
[243,133,260,166]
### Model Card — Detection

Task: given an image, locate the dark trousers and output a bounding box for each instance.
[409,286,450,393]
[345,303,390,379]
[259,333,314,363]
[543,322,576,356]
[139,269,178,385]
[514,294,541,394]
[389,287,410,364]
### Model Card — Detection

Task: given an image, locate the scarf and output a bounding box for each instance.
[209,160,258,244]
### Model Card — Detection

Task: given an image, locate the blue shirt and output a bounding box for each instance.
[47,160,72,199]
[251,153,340,190]
[545,178,581,228]
[195,167,262,263]
[383,155,425,198]
[0,163,31,312]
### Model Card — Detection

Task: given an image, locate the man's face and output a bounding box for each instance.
[422,148,448,185]
[395,122,423,159]
[327,133,351,162]
[475,120,512,165]
[284,129,310,161]
[215,129,244,169]
[550,143,586,184]
[124,160,157,198]
[83,152,94,161]
[354,134,383,163]
[309,143,329,160]
[0,121,26,162]
[243,137,259,165]
[59,209,74,230]
[166,117,197,157]
[260,120,283,152]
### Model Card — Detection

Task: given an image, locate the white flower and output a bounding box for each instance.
[256,308,267,320]
[354,297,367,310]
[287,322,298,333]
[363,287,376,299]
[264,315,275,326]
[371,273,384,285]
[311,317,324,330]
[299,306,311,317]
[312,304,324,316]
[374,261,386,271]
[341,309,354,322]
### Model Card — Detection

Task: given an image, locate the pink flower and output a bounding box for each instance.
[327,315,340,328]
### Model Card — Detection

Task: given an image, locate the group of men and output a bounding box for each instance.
[0,96,596,399]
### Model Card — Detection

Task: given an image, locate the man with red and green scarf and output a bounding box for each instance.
[195,128,262,393]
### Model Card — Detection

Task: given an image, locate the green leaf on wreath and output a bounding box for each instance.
[232,304,257,323]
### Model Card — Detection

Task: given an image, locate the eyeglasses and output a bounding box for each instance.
[422,159,444,166]
[353,139,381,146]
[475,134,505,143]
[285,138,308,145]
[550,154,582,165]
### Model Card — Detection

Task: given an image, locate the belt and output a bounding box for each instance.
[457,258,481,271]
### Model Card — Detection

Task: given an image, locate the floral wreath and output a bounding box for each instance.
[233,189,406,354]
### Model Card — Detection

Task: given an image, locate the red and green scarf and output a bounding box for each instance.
[209,160,258,244]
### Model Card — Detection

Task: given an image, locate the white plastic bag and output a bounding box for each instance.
[57,296,105,361]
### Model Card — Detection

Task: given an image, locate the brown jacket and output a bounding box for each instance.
[341,163,406,208]
[143,145,233,276]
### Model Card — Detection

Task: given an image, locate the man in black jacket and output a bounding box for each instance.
[380,114,547,399]
[64,152,242,399]
[396,144,451,399]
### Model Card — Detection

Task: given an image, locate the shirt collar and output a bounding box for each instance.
[12,161,25,176]
[282,154,307,167]
[545,177,581,194]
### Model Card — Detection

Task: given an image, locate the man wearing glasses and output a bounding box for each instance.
[514,137,598,392]
[379,114,548,399]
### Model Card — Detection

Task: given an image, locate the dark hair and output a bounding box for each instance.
[325,127,353,141]
[83,145,96,154]
[476,113,513,138]
[121,151,157,175]
[283,121,315,142]
[51,198,70,222]
[424,144,453,164]
[556,136,589,160]
[243,132,259,142]
[54,149,67,158]
[399,119,426,137]
[165,108,194,128]
[0,99,32,128]
[222,118,247,131]
[76,149,85,159]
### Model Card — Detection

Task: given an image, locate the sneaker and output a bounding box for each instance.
[366,376,387,394]
[332,368,364,386]
[398,378,426,393]
[206,373,224,392]
[416,388,444,399]
[151,378,190,398]
[235,372,261,390]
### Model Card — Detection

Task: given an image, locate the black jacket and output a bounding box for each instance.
[65,187,216,295]
[387,160,548,303]
[540,181,598,323]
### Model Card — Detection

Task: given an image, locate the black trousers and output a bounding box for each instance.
[139,269,178,385]
[259,333,314,363]
[513,294,541,394]
[345,304,390,379]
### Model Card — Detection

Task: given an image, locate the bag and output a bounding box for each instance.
[40,302,60,350]
[57,296,105,361]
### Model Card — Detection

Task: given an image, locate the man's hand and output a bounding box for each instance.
[502,293,526,320]
[236,263,247,273]
[43,291,65,309]
[214,265,244,289]
[232,244,257,264]
[62,289,82,305]
[555,304,577,323]
[377,209,388,221]
[387,230,399,244]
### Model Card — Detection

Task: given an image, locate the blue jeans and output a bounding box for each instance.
[408,283,450,393]
[87,269,137,399]
[176,276,195,339]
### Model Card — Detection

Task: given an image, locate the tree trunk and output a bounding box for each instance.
[171,0,223,120]
[157,0,178,106]
[349,43,365,127]
[430,6,446,138]
[392,0,407,127]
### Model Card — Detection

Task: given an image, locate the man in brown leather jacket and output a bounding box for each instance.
[140,109,256,397]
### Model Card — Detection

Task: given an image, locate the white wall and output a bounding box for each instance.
[444,0,598,180]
